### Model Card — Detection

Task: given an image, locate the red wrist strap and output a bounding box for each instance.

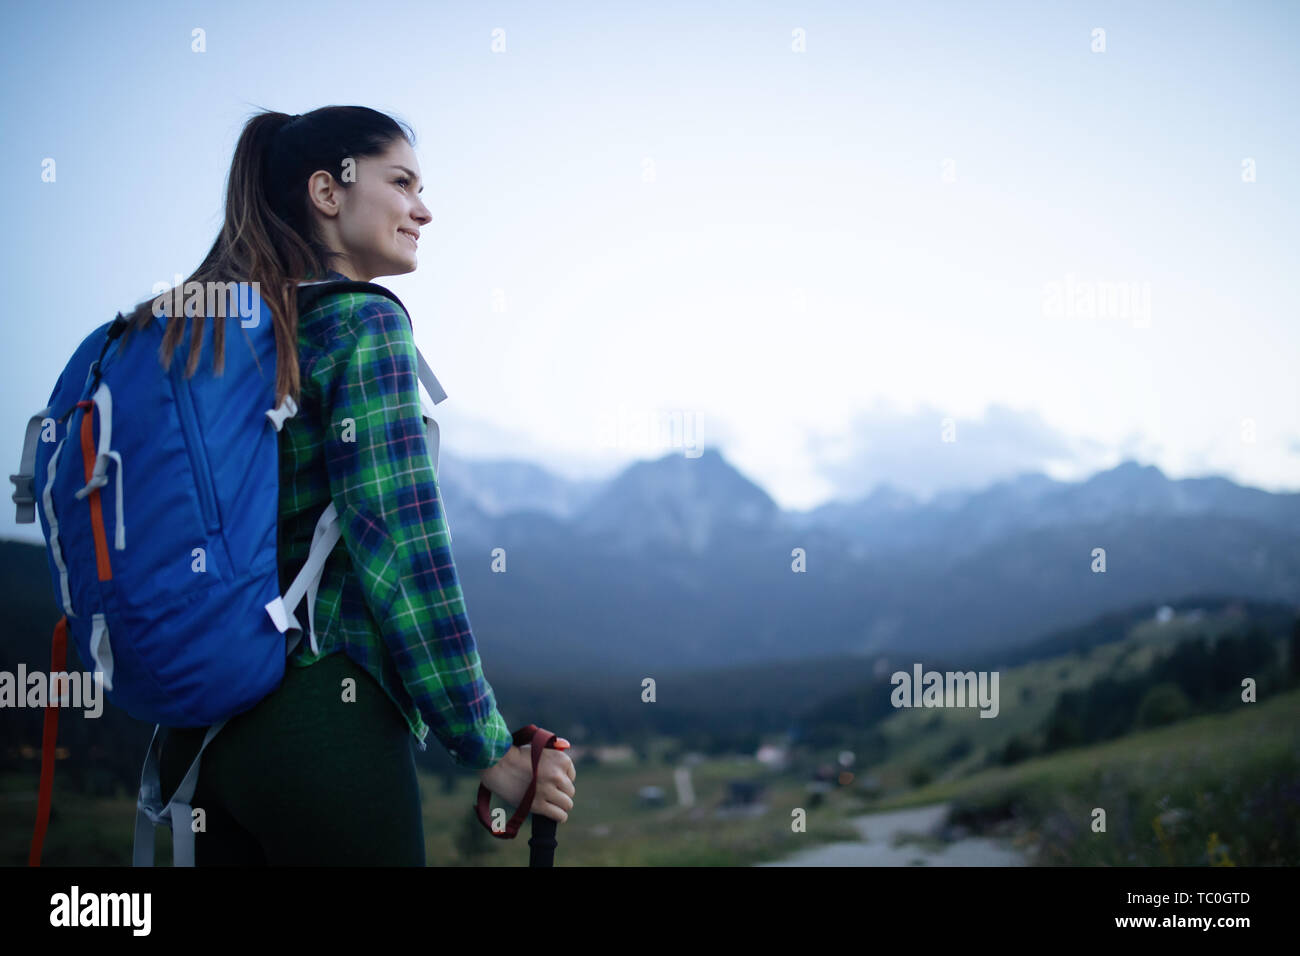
[475,724,566,838]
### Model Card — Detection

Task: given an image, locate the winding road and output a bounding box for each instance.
[757,802,1030,866]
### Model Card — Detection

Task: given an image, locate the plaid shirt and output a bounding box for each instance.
[277,269,513,770]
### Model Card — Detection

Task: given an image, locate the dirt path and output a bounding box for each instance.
[756,802,1030,866]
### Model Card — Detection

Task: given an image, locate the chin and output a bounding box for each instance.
[374,259,417,279]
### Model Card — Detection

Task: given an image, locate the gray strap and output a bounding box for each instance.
[10,406,52,524]
[43,442,76,616]
[134,719,228,867]
[415,348,446,405]
[263,501,340,652]
[284,501,339,629]
[423,413,441,478]
[414,348,445,477]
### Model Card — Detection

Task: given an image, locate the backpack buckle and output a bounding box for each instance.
[10,472,35,512]
[265,394,299,432]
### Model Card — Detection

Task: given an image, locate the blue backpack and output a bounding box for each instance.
[11,277,450,866]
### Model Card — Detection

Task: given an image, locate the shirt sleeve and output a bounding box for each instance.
[320,295,513,770]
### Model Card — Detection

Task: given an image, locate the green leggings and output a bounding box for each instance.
[158,650,425,865]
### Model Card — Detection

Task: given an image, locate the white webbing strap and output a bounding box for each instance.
[415,347,445,476]
[89,613,115,692]
[134,719,228,867]
[42,441,75,616]
[414,346,452,543]
[265,394,299,432]
[72,383,126,550]
[419,396,441,478]
[264,501,341,656]
[415,348,446,405]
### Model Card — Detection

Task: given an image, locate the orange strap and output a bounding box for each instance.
[30,399,114,863]
[77,400,113,581]
[29,616,68,866]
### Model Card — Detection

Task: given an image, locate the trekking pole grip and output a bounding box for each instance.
[474,723,569,864]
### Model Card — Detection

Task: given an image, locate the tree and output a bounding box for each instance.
[998,735,1033,766]
[1043,712,1083,752]
[1135,682,1191,729]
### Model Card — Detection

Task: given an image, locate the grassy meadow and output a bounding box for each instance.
[4,605,1296,866]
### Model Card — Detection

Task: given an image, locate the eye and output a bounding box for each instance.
[395,177,411,188]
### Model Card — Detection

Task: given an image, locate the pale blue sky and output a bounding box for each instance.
[2,0,1297,548]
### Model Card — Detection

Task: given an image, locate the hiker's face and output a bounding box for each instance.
[308,138,432,281]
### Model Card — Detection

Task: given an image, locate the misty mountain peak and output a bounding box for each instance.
[574,447,777,552]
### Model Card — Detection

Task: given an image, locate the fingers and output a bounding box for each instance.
[535,798,570,824]
[545,756,576,798]
[544,786,574,813]
[526,745,576,778]
[510,748,575,823]
[543,748,577,782]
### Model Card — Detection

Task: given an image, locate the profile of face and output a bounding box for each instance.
[306,136,432,282]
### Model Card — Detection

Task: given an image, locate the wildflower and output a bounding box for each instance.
[1206,832,1235,866]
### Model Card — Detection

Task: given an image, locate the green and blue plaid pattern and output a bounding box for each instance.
[277,270,512,770]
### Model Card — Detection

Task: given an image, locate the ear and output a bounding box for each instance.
[306,169,342,218]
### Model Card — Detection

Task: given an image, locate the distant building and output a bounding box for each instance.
[716,779,769,819]
[724,779,764,806]
[569,744,635,765]
[596,745,636,764]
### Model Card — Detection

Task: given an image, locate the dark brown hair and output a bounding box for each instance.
[119,106,415,408]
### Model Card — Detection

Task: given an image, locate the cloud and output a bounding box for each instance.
[804,402,1119,502]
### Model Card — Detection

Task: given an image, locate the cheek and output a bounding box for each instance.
[376,204,403,245]
[343,204,391,247]
[340,210,371,247]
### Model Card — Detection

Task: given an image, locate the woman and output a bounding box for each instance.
[119,105,574,864]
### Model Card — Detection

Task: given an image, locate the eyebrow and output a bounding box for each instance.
[389,165,424,193]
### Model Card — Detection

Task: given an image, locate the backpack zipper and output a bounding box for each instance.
[172,374,220,532]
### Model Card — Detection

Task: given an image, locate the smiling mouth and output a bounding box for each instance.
[399,231,418,247]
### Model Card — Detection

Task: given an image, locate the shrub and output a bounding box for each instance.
[1135,682,1192,729]
[999,735,1034,766]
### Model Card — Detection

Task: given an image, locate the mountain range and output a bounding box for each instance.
[426,450,1300,678]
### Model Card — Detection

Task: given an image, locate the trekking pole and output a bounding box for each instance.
[475,724,569,867]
